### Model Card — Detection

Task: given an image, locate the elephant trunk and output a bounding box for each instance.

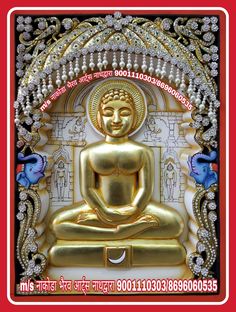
[191,151,217,165]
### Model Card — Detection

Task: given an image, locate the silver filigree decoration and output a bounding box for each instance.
[188,184,218,278]
[16,189,47,280]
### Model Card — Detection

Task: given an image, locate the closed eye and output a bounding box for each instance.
[102,108,114,117]
[119,108,131,116]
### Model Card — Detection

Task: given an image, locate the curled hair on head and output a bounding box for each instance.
[100,89,135,108]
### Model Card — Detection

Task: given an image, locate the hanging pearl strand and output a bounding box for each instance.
[187,79,193,97]
[89,53,95,71]
[211,108,217,126]
[42,79,48,97]
[22,102,28,116]
[148,56,154,76]
[126,53,132,71]
[208,102,215,124]
[141,54,147,73]
[133,54,139,71]
[102,51,108,69]
[16,90,26,117]
[180,72,186,92]
[195,89,201,107]
[74,58,80,77]
[37,84,43,103]
[190,83,196,103]
[56,69,62,87]
[175,68,181,86]
[161,60,167,79]
[119,51,125,69]
[155,58,161,77]
[48,74,54,93]
[168,64,174,83]
[199,95,207,111]
[81,55,87,73]
[97,52,103,71]
[25,95,31,115]
[62,65,68,83]
[14,101,20,125]
[32,91,38,107]
[112,52,118,70]
[68,61,74,80]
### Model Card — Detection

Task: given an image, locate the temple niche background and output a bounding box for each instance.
[42,79,190,244]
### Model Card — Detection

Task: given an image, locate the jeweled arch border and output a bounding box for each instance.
[7,6,229,305]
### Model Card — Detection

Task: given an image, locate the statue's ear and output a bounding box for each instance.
[97,110,102,128]
[132,110,138,129]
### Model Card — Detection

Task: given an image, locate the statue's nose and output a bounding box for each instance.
[113,111,122,124]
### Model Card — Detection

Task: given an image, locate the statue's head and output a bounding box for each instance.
[88,79,147,137]
[97,89,137,138]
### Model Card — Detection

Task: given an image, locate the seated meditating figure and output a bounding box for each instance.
[49,79,186,267]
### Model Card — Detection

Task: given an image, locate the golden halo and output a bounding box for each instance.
[87,78,147,136]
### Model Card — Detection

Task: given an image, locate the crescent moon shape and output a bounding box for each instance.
[108,250,126,264]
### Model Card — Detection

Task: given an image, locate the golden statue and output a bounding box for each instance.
[49,79,186,267]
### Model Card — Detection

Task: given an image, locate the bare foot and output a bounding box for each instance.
[137,214,159,226]
[115,214,159,239]
[76,212,98,224]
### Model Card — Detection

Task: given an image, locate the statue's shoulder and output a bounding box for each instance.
[129,140,153,153]
[80,141,104,154]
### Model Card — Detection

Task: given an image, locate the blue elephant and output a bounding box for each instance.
[188,151,218,189]
[16,152,47,188]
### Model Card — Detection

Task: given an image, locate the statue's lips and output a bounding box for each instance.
[111,124,122,130]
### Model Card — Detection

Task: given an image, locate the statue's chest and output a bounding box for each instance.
[90,149,142,175]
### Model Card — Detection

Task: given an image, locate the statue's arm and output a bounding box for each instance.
[131,148,154,213]
[80,149,107,213]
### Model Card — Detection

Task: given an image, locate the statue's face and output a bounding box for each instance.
[100,100,135,137]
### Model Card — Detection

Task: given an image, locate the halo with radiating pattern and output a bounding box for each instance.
[87,78,147,136]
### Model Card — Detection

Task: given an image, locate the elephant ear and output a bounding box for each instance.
[205,171,218,188]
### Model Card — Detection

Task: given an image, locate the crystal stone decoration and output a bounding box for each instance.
[208,211,217,222]
[197,242,206,253]
[206,191,215,200]
[208,201,217,210]
[196,257,204,266]
[198,227,210,239]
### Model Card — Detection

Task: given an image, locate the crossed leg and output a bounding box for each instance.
[50,200,160,241]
